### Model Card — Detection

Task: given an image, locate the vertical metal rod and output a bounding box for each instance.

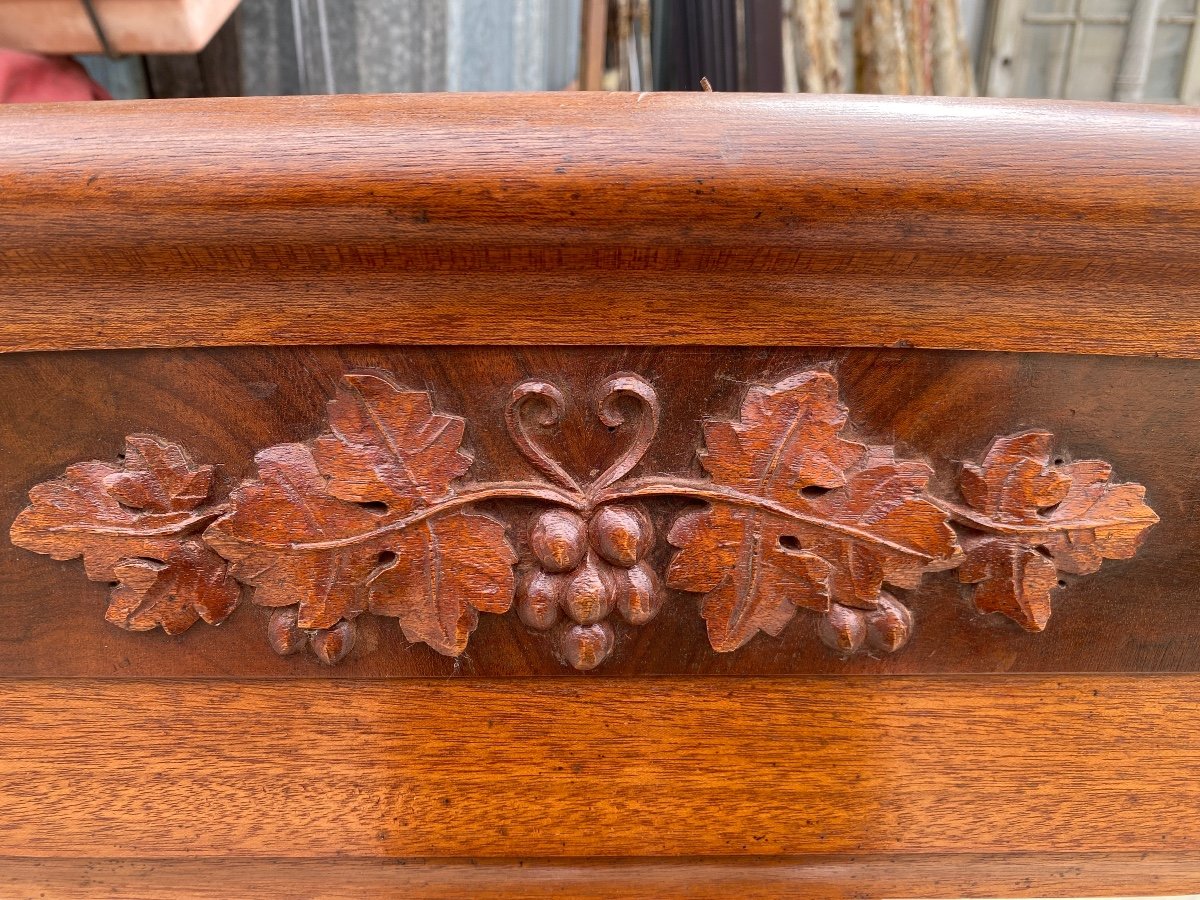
[80,0,120,59]
[314,0,337,94]
[1114,0,1166,100]
[291,0,310,94]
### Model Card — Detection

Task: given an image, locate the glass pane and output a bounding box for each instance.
[1013,22,1073,96]
[1145,22,1193,100]
[1065,22,1126,98]
[1082,0,1133,18]
[1160,0,1197,19]
[1027,0,1076,15]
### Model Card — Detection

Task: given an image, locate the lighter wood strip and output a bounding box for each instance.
[0,854,1196,899]
[0,677,1197,858]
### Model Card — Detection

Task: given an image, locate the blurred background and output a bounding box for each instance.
[0,0,1196,103]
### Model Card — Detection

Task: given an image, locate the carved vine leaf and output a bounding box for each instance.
[665,371,958,652]
[9,434,238,634]
[312,372,472,512]
[955,431,1159,630]
[7,367,1160,670]
[368,512,516,653]
[201,443,384,629]
[203,372,516,657]
[667,503,834,649]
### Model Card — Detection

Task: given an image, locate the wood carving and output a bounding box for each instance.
[203,373,520,661]
[10,435,238,634]
[9,369,1159,670]
[945,432,1160,631]
[664,372,956,654]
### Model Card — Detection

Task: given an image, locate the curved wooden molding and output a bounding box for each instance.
[9,368,1158,671]
[0,94,1198,357]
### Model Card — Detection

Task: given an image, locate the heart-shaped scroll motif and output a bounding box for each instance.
[10,367,1157,673]
[504,373,661,500]
[504,379,581,493]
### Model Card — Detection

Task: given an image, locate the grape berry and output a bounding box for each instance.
[818,593,913,654]
[518,504,663,669]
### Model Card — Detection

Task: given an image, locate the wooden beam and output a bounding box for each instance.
[0,93,1196,356]
[1,677,1199,858]
[1,853,1197,898]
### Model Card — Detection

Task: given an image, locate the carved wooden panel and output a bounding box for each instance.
[2,93,1199,894]
[8,353,1159,672]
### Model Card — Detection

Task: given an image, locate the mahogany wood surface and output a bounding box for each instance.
[0,93,1197,357]
[1,345,1192,676]
[1,676,1198,861]
[3,93,1199,896]
[2,854,1197,899]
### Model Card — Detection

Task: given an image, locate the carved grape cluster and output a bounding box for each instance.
[519,505,662,669]
[818,594,913,655]
[9,367,1159,673]
[267,607,356,665]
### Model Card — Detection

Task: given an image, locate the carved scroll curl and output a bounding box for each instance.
[10,368,1158,671]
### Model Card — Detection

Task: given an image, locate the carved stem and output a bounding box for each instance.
[206,469,958,561]
[927,496,1157,537]
[110,479,1151,565]
[504,380,583,494]
[31,505,229,539]
[214,482,583,552]
[599,477,942,560]
[588,373,661,494]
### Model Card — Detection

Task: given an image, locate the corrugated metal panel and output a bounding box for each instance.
[239,0,579,95]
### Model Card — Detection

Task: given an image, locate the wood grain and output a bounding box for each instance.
[30,365,1158,672]
[0,676,1198,858]
[1,345,1195,677]
[0,94,1197,356]
[9,433,238,635]
[1,853,1196,899]
[3,92,1196,893]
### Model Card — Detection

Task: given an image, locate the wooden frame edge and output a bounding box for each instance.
[0,93,1197,356]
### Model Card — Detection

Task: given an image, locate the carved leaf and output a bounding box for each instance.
[1040,460,1159,575]
[204,374,516,653]
[667,372,956,651]
[697,371,864,497]
[800,448,956,609]
[202,443,384,630]
[107,539,240,634]
[368,512,516,655]
[957,432,1158,630]
[960,431,1071,524]
[668,504,833,651]
[958,539,1058,631]
[105,435,215,513]
[312,372,472,514]
[9,434,237,633]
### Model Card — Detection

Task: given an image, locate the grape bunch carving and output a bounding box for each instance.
[10,367,1159,671]
[505,375,667,669]
[521,505,661,669]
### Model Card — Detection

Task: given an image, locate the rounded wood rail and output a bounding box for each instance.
[0,92,1197,356]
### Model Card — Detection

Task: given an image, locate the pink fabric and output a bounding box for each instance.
[0,49,111,103]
